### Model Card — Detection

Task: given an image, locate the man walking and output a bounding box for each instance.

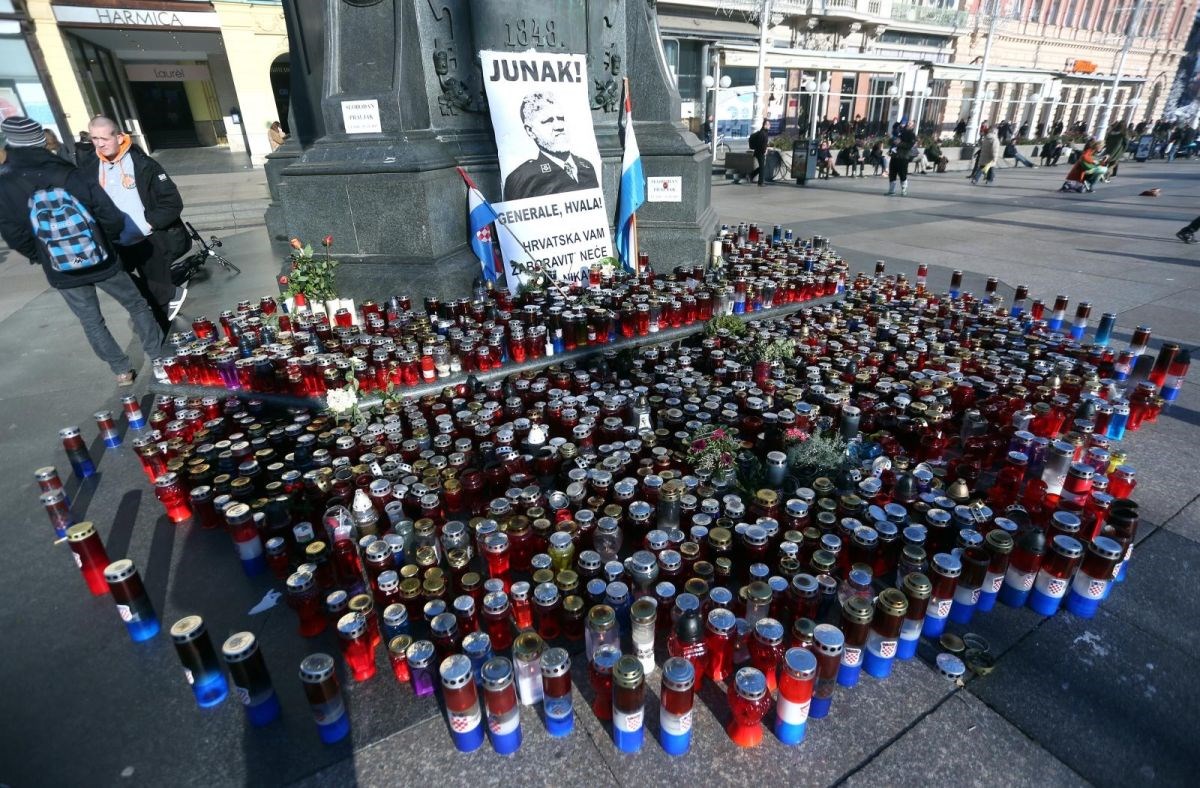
[887,119,917,196]
[1176,216,1200,244]
[0,116,164,386]
[748,120,770,186]
[83,116,191,322]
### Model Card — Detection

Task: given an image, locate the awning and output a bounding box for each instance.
[657,12,760,41]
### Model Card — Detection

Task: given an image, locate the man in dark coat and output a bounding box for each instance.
[0,116,163,386]
[748,120,770,186]
[503,92,599,200]
[83,116,192,322]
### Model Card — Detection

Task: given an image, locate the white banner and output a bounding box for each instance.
[481,50,612,287]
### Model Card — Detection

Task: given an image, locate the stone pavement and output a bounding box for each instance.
[0,157,1196,787]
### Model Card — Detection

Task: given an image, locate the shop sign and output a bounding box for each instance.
[53,5,221,30]
[125,63,211,82]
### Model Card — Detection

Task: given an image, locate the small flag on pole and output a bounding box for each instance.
[615,78,645,274]
[456,167,501,283]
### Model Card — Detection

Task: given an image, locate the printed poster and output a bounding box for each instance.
[480,50,613,287]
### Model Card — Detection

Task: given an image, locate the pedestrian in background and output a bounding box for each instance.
[83,115,192,323]
[972,124,999,185]
[1003,139,1036,168]
[0,116,163,386]
[887,119,917,196]
[748,120,770,186]
[1104,122,1129,178]
[866,141,887,175]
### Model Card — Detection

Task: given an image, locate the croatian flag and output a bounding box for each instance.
[615,78,645,273]
[457,167,501,283]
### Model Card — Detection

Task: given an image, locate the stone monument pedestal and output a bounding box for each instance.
[274,0,715,299]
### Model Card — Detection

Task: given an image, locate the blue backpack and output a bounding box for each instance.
[26,183,107,272]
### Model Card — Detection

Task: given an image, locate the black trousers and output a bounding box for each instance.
[118,237,175,309]
[1184,215,1200,233]
[749,151,766,184]
[889,156,909,183]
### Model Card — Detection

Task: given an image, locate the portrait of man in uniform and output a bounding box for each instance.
[503,91,599,200]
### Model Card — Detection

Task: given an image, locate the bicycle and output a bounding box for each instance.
[170,222,242,287]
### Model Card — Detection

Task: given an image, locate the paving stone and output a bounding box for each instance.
[970,608,1198,786]
[1100,528,1200,655]
[843,691,1087,788]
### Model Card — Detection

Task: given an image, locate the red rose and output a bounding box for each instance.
[278,275,289,285]
[289,237,303,250]
[322,235,333,247]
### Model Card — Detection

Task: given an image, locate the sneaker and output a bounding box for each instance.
[116,370,137,387]
[166,285,188,321]
[1177,229,1198,244]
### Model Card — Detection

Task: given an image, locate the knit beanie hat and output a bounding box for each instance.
[1,115,47,148]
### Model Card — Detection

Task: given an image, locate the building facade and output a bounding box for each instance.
[5,0,287,162]
[658,0,1198,141]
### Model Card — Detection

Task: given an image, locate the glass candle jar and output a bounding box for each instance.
[170,615,229,708]
[221,631,281,727]
[532,582,562,642]
[337,612,378,682]
[659,656,696,756]
[837,596,873,687]
[1065,536,1124,618]
[513,631,545,706]
[540,647,573,738]
[287,570,326,637]
[387,634,413,685]
[998,528,1046,608]
[705,607,737,682]
[154,472,192,524]
[922,552,961,638]
[896,572,931,660]
[808,623,844,719]
[727,667,771,748]
[667,609,710,680]
[104,559,159,642]
[612,655,646,753]
[631,598,658,674]
[66,521,111,596]
[299,653,351,744]
[589,644,622,721]
[862,588,907,679]
[510,581,534,631]
[406,639,437,697]
[585,604,620,661]
[775,646,817,745]
[224,503,266,577]
[1028,534,1084,616]
[482,591,515,652]
[749,617,786,693]
[977,530,1013,614]
[440,654,485,752]
[59,426,94,478]
[40,488,73,540]
[480,656,523,754]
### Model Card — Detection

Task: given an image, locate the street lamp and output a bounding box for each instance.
[803,76,818,137]
[703,74,734,156]
[913,85,933,134]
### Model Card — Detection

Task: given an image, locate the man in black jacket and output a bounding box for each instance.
[0,116,164,386]
[748,120,770,186]
[84,116,192,322]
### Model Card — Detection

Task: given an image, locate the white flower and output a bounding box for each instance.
[326,387,359,415]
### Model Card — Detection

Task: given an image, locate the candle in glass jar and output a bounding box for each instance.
[1027,535,1084,616]
[658,656,695,755]
[170,615,229,708]
[104,559,159,642]
[540,647,573,738]
[299,653,351,744]
[440,654,485,752]
[482,656,524,754]
[222,631,282,727]
[66,521,110,596]
[1064,536,1123,618]
[612,655,645,753]
[775,646,817,745]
